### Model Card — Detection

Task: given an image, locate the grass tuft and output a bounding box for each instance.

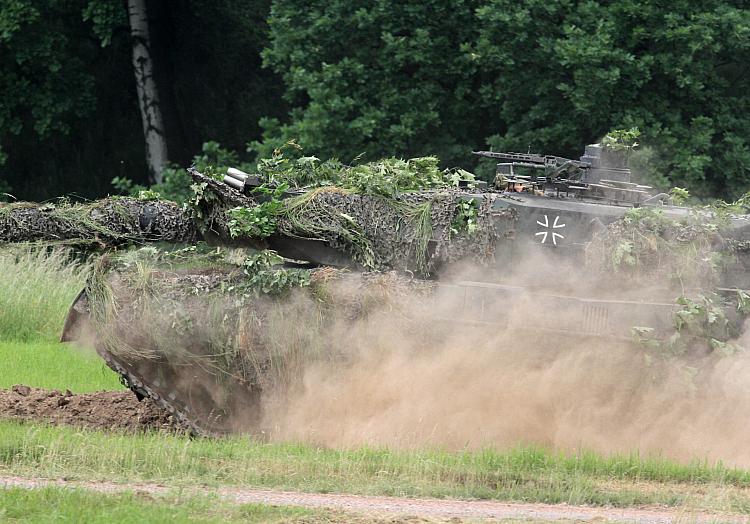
[0,248,89,343]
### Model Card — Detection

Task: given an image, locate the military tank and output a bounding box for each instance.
[58,144,750,435]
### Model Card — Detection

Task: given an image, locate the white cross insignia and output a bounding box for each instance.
[535,214,565,245]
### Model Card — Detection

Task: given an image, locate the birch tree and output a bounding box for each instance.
[127,0,169,184]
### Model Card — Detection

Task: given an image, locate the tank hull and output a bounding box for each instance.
[61,271,685,436]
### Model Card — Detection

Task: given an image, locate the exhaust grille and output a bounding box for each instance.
[582,305,609,334]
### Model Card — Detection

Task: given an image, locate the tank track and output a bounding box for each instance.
[64,289,258,437]
[95,346,218,437]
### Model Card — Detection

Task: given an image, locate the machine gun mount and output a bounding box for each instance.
[473,144,662,206]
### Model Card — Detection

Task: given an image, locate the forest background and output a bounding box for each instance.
[1,0,749,202]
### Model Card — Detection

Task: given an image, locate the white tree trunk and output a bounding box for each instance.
[128,0,168,184]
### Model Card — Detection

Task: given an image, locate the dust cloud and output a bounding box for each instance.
[259,275,750,467]
[80,254,750,466]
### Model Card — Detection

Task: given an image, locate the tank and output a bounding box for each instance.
[59,145,750,435]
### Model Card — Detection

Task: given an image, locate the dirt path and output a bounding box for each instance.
[1,475,747,523]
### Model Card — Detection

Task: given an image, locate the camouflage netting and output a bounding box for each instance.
[190,172,502,275]
[278,188,502,273]
[0,198,197,247]
[585,208,744,289]
[0,170,502,274]
[86,246,436,432]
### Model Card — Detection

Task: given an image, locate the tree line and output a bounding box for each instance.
[1,0,749,201]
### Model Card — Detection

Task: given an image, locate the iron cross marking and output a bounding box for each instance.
[535,214,565,245]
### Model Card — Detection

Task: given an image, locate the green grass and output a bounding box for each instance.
[0,248,89,343]
[0,487,321,523]
[0,248,121,392]
[0,341,122,392]
[1,421,750,513]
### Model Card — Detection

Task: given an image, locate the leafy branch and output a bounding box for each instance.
[601,127,640,153]
[226,183,288,239]
[450,199,479,237]
[239,250,311,295]
[256,148,476,198]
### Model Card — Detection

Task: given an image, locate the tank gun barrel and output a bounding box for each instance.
[472,150,590,171]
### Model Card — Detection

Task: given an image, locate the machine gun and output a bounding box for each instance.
[472,151,591,180]
[473,146,660,205]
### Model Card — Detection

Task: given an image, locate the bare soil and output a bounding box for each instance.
[0,385,175,432]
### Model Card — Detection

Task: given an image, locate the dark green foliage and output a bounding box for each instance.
[82,0,126,47]
[261,0,750,198]
[0,0,142,200]
[151,0,286,162]
[470,0,750,198]
[0,1,283,201]
[113,142,254,204]
[3,1,750,200]
[0,1,96,159]
[256,0,482,168]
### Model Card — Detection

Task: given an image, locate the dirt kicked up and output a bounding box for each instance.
[0,385,175,432]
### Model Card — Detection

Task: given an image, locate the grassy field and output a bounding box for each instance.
[0,248,89,344]
[1,421,750,514]
[0,248,123,392]
[0,341,122,392]
[0,487,328,523]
